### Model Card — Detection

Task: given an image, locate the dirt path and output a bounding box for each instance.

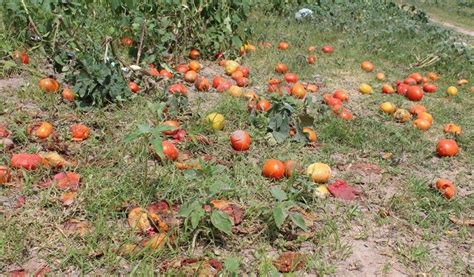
[429,15,474,37]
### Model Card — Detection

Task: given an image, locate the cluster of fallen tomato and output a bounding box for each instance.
[0,121,90,205]
[154,43,362,202]
[355,61,467,199]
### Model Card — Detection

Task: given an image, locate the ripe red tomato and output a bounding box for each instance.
[307,55,316,64]
[21,52,29,64]
[168,83,187,95]
[397,83,409,95]
[262,159,285,180]
[230,130,251,151]
[159,69,173,79]
[239,66,250,77]
[339,108,353,120]
[403,78,417,85]
[408,72,423,83]
[321,45,334,53]
[120,36,133,47]
[235,77,249,87]
[195,77,210,91]
[278,41,289,50]
[257,99,271,112]
[10,153,43,170]
[213,76,226,89]
[423,84,437,93]
[284,73,298,83]
[333,90,349,102]
[406,86,424,101]
[275,63,288,74]
[129,82,140,93]
[436,139,459,157]
[176,64,189,74]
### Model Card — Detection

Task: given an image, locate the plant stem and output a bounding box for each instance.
[143,137,149,186]
[136,20,147,65]
[21,0,42,39]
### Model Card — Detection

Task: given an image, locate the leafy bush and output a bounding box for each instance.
[1,0,253,106]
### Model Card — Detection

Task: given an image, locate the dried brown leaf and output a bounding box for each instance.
[273,251,306,273]
[63,219,92,237]
[449,215,474,226]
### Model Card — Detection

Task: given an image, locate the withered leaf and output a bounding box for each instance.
[63,219,92,237]
[210,200,244,225]
[273,252,306,273]
[128,207,152,233]
[142,233,167,250]
[449,215,474,226]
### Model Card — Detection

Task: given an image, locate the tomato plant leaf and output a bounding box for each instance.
[210,210,232,235]
[289,212,308,232]
[271,187,288,202]
[190,206,205,230]
[273,204,288,229]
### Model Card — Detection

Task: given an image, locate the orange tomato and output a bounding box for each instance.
[35,122,54,139]
[162,140,179,160]
[435,179,456,199]
[62,87,75,101]
[275,63,288,74]
[39,78,60,93]
[189,49,200,60]
[70,124,90,141]
[278,41,289,50]
[436,139,458,157]
[262,159,285,180]
[291,83,306,99]
[360,61,374,72]
[302,127,317,143]
[257,99,271,112]
[129,82,140,93]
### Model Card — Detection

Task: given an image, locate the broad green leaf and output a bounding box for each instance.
[190,207,205,229]
[271,187,288,201]
[210,210,232,235]
[273,205,288,229]
[290,212,308,232]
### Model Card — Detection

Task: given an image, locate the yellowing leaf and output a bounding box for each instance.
[40,152,74,168]
[128,207,152,233]
[142,233,167,250]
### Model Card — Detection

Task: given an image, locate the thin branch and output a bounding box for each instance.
[136,20,147,65]
[21,0,42,39]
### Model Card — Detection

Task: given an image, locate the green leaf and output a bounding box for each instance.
[210,210,232,235]
[271,187,288,201]
[190,206,205,229]
[178,200,201,217]
[273,205,288,229]
[290,212,308,232]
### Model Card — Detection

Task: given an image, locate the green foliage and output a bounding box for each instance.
[68,58,129,108]
[265,95,308,143]
[270,187,308,231]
